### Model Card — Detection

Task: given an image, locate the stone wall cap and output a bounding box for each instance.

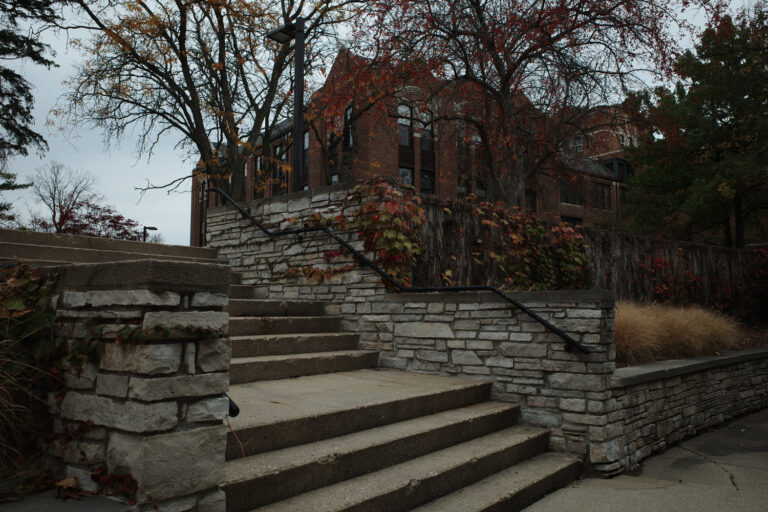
[55,259,230,294]
[207,182,353,215]
[612,347,768,388]
[384,290,615,305]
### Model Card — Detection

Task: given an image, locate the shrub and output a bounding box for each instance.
[439,198,592,291]
[638,250,702,306]
[615,301,742,365]
[0,265,61,501]
[348,179,427,287]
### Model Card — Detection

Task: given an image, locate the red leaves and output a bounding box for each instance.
[350,178,426,286]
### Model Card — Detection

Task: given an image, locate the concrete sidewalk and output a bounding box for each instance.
[524,408,768,512]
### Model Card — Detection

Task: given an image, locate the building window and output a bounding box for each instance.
[457,173,469,198]
[591,182,611,210]
[476,178,487,200]
[398,104,411,147]
[421,169,435,195]
[573,136,583,154]
[331,173,339,185]
[273,143,287,195]
[525,189,537,214]
[399,167,413,186]
[602,158,633,182]
[620,134,625,145]
[420,111,434,152]
[560,177,585,206]
[344,105,354,149]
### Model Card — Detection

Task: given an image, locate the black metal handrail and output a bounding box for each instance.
[207,186,590,354]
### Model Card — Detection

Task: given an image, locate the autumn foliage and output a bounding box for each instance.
[31,198,141,240]
[345,180,591,291]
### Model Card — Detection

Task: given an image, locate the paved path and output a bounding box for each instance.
[524,408,768,512]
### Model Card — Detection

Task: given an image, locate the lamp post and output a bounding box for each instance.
[267,17,305,192]
[143,226,158,242]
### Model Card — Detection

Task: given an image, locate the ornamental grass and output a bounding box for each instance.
[615,302,742,366]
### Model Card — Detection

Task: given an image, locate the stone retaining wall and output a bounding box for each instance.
[604,348,768,473]
[206,188,768,476]
[49,260,231,511]
[206,189,622,469]
[372,292,619,466]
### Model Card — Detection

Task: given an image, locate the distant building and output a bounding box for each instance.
[191,52,638,245]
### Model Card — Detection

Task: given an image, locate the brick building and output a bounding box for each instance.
[191,51,638,245]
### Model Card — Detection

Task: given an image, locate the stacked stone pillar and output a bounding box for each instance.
[48,261,231,511]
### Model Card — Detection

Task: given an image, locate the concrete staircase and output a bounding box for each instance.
[223,281,581,512]
[0,229,218,265]
[0,229,582,511]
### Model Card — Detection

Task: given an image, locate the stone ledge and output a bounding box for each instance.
[55,260,230,294]
[612,347,768,388]
[384,290,615,305]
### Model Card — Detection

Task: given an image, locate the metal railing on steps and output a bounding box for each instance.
[207,186,590,354]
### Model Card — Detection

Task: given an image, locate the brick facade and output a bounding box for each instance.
[190,53,640,245]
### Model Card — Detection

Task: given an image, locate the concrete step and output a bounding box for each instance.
[251,426,550,512]
[225,369,492,459]
[229,316,342,336]
[229,285,259,299]
[1,257,66,267]
[0,242,217,265]
[0,228,218,259]
[231,333,359,358]
[412,452,582,512]
[230,351,379,384]
[226,299,325,318]
[224,402,519,510]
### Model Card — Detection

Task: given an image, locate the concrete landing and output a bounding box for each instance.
[524,408,768,512]
[227,368,490,431]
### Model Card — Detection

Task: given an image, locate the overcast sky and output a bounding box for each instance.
[6,23,194,246]
[3,1,754,247]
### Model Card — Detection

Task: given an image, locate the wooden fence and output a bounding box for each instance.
[416,201,766,321]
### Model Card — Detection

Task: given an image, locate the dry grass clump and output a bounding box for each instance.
[615,302,742,366]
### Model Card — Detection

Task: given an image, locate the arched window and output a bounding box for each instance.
[419,110,435,195]
[398,104,412,147]
[344,105,354,149]
[419,111,434,152]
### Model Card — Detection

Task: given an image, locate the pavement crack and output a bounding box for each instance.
[678,446,740,491]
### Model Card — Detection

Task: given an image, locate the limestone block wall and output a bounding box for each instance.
[206,188,768,476]
[206,189,622,468]
[368,292,618,465]
[49,260,232,512]
[605,349,768,473]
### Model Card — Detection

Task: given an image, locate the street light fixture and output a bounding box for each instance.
[143,226,158,242]
[267,17,305,192]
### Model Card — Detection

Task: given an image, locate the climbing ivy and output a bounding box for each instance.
[347,179,427,286]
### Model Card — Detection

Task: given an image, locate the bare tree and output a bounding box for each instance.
[30,161,95,230]
[58,0,364,198]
